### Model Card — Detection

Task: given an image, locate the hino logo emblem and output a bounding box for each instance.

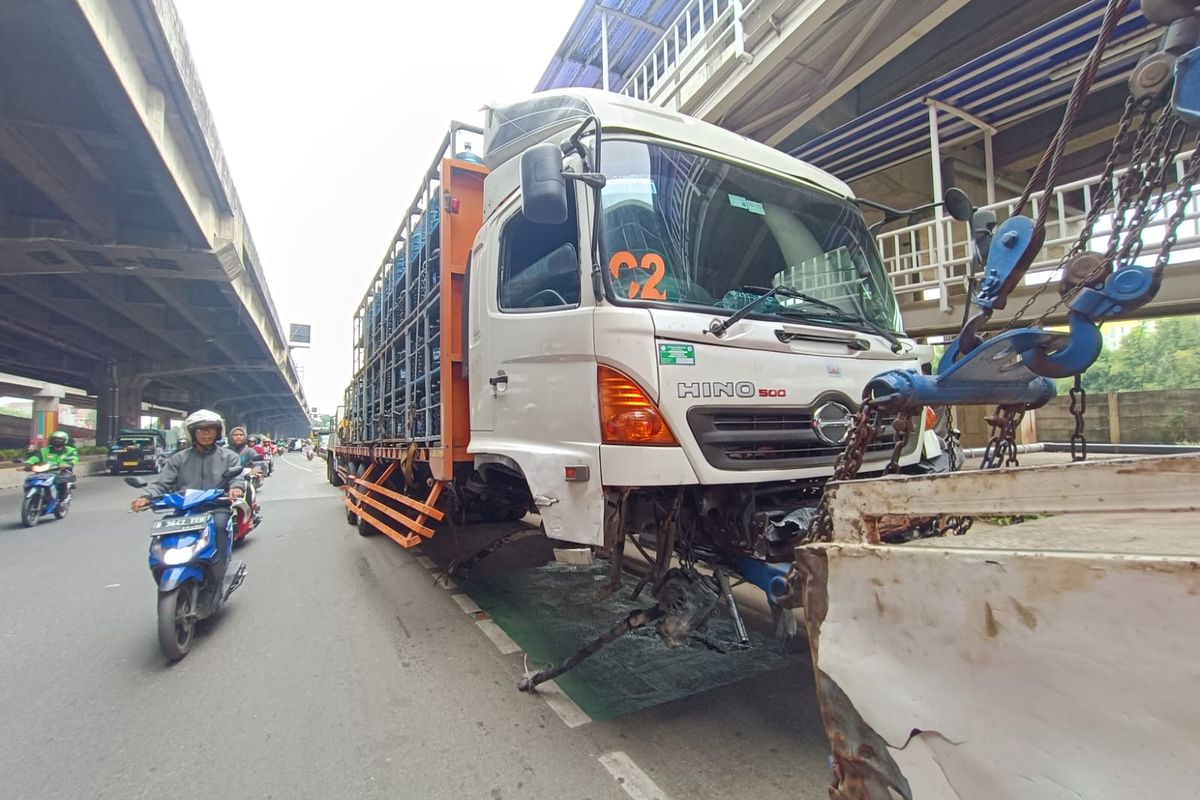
[677,381,756,399]
[812,401,854,445]
[677,382,788,399]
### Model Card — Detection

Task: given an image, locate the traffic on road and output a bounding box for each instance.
[0,426,831,800]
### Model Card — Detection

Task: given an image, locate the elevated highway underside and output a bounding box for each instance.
[0,0,307,435]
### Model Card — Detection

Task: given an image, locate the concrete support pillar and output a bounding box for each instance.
[93,364,148,444]
[118,376,148,431]
[29,387,65,448]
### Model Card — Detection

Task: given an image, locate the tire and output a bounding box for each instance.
[54,496,70,519]
[157,585,196,662]
[20,493,43,527]
[356,514,378,537]
[346,503,358,526]
[109,467,120,477]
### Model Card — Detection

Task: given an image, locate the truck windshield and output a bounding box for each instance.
[599,139,901,332]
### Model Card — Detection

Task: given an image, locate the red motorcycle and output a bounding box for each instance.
[232,468,263,543]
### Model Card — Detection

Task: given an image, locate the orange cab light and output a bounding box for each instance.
[598,365,677,446]
[924,406,938,430]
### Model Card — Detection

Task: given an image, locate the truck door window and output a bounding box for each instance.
[499,191,580,311]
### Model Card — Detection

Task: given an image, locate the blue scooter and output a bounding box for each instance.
[126,467,248,661]
[18,463,72,527]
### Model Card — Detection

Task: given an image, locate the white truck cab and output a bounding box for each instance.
[466,90,926,552]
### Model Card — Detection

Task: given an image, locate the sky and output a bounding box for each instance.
[173,0,583,412]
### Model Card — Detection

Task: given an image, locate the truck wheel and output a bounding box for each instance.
[109,466,120,476]
[356,515,378,537]
[20,494,43,527]
[346,503,358,526]
[157,585,196,662]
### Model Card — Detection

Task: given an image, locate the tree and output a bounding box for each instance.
[1075,316,1200,393]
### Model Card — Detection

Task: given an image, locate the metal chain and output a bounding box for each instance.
[1006,112,1200,338]
[1011,0,1132,226]
[883,413,914,475]
[980,406,1024,470]
[803,403,887,543]
[999,98,1142,333]
[1069,374,1088,462]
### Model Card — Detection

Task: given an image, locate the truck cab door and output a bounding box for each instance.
[467,189,603,544]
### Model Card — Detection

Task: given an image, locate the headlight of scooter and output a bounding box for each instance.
[152,527,212,566]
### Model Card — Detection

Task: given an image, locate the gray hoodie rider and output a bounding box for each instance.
[143,444,245,499]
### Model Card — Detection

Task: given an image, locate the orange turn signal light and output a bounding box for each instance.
[924,406,938,430]
[598,365,677,446]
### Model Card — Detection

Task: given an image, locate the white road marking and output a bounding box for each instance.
[536,679,591,728]
[450,593,482,615]
[599,751,671,800]
[432,572,458,590]
[279,457,313,473]
[415,556,436,570]
[475,619,521,655]
[104,584,121,589]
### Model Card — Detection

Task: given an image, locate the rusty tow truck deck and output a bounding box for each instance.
[790,452,1200,799]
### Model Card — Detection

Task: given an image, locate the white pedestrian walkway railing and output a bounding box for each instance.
[877,150,1200,309]
[620,0,757,108]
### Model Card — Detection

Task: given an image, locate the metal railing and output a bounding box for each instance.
[620,0,755,108]
[877,150,1200,310]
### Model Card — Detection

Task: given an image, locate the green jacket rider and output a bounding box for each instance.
[26,431,79,498]
[26,430,79,468]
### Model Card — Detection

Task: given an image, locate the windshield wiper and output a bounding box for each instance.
[759,284,905,353]
[704,284,793,338]
[706,284,905,353]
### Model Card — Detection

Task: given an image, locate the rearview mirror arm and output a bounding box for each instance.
[561,115,608,304]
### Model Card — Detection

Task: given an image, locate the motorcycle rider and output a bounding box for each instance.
[227,426,257,468]
[226,425,261,513]
[131,410,244,583]
[25,430,79,501]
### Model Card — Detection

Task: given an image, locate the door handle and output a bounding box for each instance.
[489,372,508,387]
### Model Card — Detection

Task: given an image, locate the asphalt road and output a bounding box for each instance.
[0,454,832,800]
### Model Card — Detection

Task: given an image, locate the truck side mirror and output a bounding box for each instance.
[943,187,973,222]
[520,143,568,225]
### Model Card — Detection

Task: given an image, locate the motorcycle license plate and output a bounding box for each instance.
[151,514,209,533]
[122,461,138,467]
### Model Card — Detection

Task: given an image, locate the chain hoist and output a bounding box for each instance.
[797,0,1200,551]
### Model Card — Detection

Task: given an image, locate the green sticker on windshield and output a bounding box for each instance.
[728,194,765,215]
[659,343,695,366]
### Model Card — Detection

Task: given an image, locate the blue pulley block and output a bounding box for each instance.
[1069,264,1158,320]
[975,216,1045,311]
[1172,46,1200,124]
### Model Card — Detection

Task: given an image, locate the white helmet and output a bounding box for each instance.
[184,409,224,439]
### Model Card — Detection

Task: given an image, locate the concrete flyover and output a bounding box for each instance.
[0,0,308,439]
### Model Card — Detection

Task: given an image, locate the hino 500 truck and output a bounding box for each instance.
[331,88,939,622]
